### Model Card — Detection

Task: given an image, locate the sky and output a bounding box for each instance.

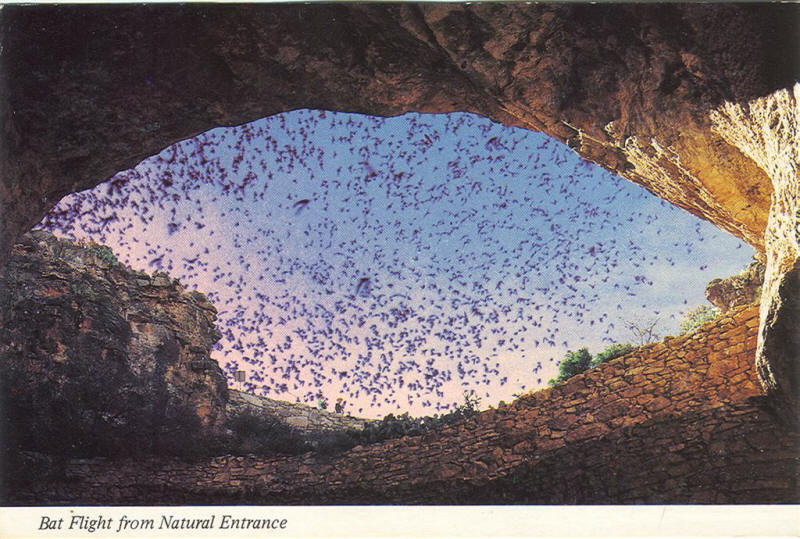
[37,110,755,418]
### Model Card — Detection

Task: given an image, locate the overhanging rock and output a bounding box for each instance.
[3,4,797,261]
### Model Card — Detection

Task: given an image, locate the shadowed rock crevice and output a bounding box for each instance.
[756,260,800,427]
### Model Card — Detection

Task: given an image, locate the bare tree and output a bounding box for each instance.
[622,317,661,347]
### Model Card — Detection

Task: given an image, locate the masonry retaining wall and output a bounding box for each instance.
[12,305,798,504]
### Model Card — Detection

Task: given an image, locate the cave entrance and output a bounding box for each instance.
[37,110,755,418]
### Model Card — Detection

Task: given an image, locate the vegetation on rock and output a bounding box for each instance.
[679,305,721,335]
[226,411,309,456]
[591,343,636,366]
[87,244,120,266]
[549,343,635,386]
[705,260,764,313]
[549,348,593,385]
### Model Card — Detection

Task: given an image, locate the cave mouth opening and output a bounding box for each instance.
[36,109,755,419]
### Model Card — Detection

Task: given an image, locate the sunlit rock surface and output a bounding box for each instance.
[710,84,800,423]
[706,261,764,314]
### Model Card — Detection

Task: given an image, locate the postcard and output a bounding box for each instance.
[0,3,797,537]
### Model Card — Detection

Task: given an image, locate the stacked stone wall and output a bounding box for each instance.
[13,305,798,505]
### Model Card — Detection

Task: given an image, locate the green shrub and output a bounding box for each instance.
[331,392,482,451]
[227,399,486,461]
[591,343,635,367]
[88,244,119,266]
[549,348,593,385]
[548,343,636,386]
[679,305,720,334]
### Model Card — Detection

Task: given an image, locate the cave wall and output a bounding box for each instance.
[12,305,798,505]
[709,85,800,424]
[0,231,229,449]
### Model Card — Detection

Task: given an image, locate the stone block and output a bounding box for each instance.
[536,437,567,452]
[645,396,672,413]
[728,342,746,355]
[285,416,310,428]
[620,387,643,399]
[548,414,576,431]
[565,422,610,442]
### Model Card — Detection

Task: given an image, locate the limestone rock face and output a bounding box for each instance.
[0,231,228,455]
[2,4,797,263]
[709,85,799,424]
[706,261,765,314]
[227,390,374,434]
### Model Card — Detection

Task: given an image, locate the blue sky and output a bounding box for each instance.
[39,110,754,418]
